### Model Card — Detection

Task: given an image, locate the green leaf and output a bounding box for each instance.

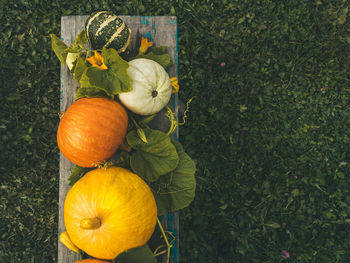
[151,141,196,215]
[137,128,148,143]
[133,46,173,70]
[114,245,157,263]
[240,105,248,112]
[75,86,112,100]
[50,34,68,65]
[79,68,118,96]
[102,48,131,92]
[337,15,346,25]
[74,30,87,48]
[264,222,281,229]
[79,48,131,97]
[73,57,88,82]
[127,128,179,182]
[66,30,87,53]
[64,47,80,53]
[150,46,169,55]
[68,166,92,186]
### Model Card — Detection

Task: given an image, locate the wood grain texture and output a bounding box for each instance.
[59,15,179,263]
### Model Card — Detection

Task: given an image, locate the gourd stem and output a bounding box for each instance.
[119,139,132,152]
[58,111,66,119]
[157,218,172,263]
[80,217,101,229]
[152,90,158,97]
[130,115,141,130]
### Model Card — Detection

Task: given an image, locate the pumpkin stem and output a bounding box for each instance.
[152,90,158,98]
[94,160,114,170]
[58,111,66,119]
[119,139,132,152]
[80,217,101,229]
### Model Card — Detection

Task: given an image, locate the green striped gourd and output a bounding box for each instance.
[85,11,131,53]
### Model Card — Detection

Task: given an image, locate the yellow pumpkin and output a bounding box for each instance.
[64,167,157,260]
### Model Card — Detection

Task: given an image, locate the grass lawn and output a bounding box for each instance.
[1,0,350,262]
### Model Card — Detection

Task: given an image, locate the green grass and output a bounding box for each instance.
[1,0,350,262]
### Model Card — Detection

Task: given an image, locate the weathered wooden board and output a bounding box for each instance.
[58,15,179,263]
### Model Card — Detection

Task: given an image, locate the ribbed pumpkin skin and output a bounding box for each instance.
[64,167,157,260]
[57,98,128,167]
[119,58,172,115]
[85,11,131,52]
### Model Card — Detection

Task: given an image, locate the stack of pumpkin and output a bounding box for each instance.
[51,11,194,263]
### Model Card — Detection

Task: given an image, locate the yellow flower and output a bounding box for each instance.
[139,37,153,54]
[170,77,179,93]
[86,51,108,70]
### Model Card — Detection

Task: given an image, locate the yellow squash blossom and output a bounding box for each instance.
[139,37,153,54]
[86,51,108,70]
[170,77,179,93]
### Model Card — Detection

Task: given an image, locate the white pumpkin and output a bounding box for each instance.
[119,58,172,115]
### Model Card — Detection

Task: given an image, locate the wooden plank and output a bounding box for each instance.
[59,15,179,263]
[58,16,86,263]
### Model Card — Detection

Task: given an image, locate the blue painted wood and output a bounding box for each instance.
[59,15,179,263]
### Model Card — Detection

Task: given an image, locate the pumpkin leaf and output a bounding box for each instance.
[68,165,92,186]
[65,30,88,53]
[78,48,131,97]
[73,57,88,82]
[149,46,169,55]
[264,222,281,229]
[74,30,87,49]
[102,47,131,92]
[75,86,113,100]
[151,141,196,215]
[113,244,156,263]
[133,46,173,70]
[64,47,80,53]
[50,34,68,65]
[79,68,115,96]
[127,128,179,182]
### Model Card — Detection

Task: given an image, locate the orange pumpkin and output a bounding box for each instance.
[64,167,157,260]
[57,98,128,167]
